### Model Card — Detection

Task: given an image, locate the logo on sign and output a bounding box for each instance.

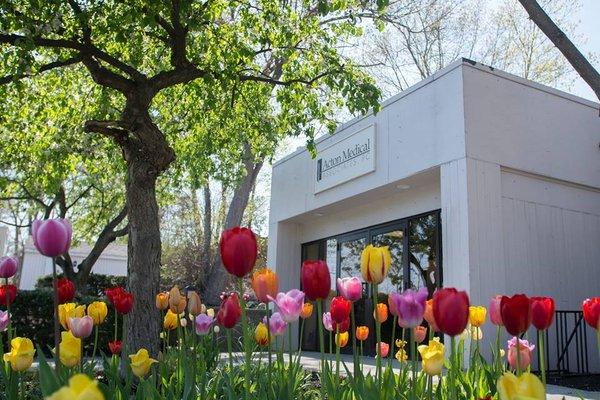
[316,140,372,181]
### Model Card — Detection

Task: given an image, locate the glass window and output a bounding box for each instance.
[372,229,405,295]
[408,214,439,297]
[326,239,337,291]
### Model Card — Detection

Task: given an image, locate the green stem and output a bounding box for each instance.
[450,335,457,400]
[51,258,60,372]
[288,322,293,396]
[428,375,433,400]
[373,283,382,389]
[495,325,501,375]
[335,326,341,390]
[237,279,251,399]
[538,330,546,386]
[411,333,417,400]
[226,328,233,372]
[389,315,397,368]
[91,325,99,368]
[515,336,522,376]
[317,299,325,396]
[351,303,358,373]
[266,309,272,400]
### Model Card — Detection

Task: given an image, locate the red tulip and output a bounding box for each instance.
[500,294,531,336]
[301,260,331,301]
[56,278,76,304]
[330,296,351,324]
[105,287,134,315]
[219,227,258,278]
[217,293,242,329]
[332,317,350,333]
[32,218,72,257]
[531,297,555,331]
[432,288,469,336]
[582,297,600,330]
[108,340,122,355]
[0,284,17,306]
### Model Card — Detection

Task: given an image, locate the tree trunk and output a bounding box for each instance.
[201,184,212,276]
[124,158,162,357]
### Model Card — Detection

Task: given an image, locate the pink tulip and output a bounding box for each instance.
[507,336,535,371]
[413,325,427,343]
[32,219,72,257]
[389,287,428,328]
[263,312,287,336]
[489,295,504,326]
[0,256,18,279]
[68,316,94,338]
[337,277,362,302]
[195,314,215,335]
[268,289,305,323]
[322,312,333,332]
[0,310,8,332]
[377,342,389,357]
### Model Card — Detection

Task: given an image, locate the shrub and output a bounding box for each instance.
[36,273,127,297]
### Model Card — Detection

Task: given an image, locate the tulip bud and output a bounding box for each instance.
[0,256,18,279]
[169,286,181,309]
[32,218,72,257]
[187,291,202,316]
[68,316,94,338]
[156,292,170,310]
[219,227,258,277]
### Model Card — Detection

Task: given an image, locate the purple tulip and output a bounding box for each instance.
[195,314,215,335]
[389,287,428,328]
[0,256,18,279]
[263,312,287,336]
[268,289,305,323]
[0,310,8,332]
[68,316,94,338]
[32,218,72,257]
[322,312,333,332]
[337,277,362,302]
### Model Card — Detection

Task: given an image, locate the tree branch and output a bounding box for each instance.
[0,55,83,85]
[517,0,600,103]
[240,68,342,86]
[83,120,131,146]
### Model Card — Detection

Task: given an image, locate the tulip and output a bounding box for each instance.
[168,286,187,314]
[180,318,188,328]
[105,287,134,315]
[56,278,76,304]
[58,303,86,330]
[301,260,331,301]
[322,312,333,332]
[164,310,178,330]
[500,294,531,336]
[59,330,81,368]
[68,316,94,338]
[489,295,504,326]
[497,372,545,400]
[507,337,535,371]
[390,287,427,328]
[413,325,427,343]
[418,337,445,376]
[268,289,305,323]
[374,303,388,323]
[376,342,389,357]
[471,326,483,341]
[0,284,17,306]
[188,291,202,316]
[330,296,351,324]
[0,256,18,279]
[129,348,158,378]
[251,268,278,303]
[531,297,554,330]
[254,322,270,346]
[432,288,469,336]
[32,218,72,257]
[469,306,487,328]
[220,227,258,277]
[582,297,599,330]
[3,337,35,372]
[46,374,105,400]
[360,245,391,284]
[300,302,313,319]
[195,314,215,335]
[87,301,108,325]
[337,277,362,302]
[108,340,122,355]
[423,298,438,332]
[0,310,8,332]
[395,347,408,362]
[333,317,350,333]
[264,312,287,336]
[336,331,349,347]
[356,326,369,341]
[217,293,242,329]
[156,292,169,310]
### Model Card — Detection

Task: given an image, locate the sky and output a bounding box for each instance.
[569,0,600,101]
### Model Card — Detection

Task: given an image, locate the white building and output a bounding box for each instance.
[19,238,127,290]
[267,59,600,372]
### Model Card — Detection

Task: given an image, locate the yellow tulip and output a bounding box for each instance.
[255,322,270,346]
[300,303,313,319]
[155,292,169,310]
[3,337,35,372]
[59,331,82,368]
[497,372,545,400]
[129,348,157,378]
[87,301,108,326]
[469,306,487,327]
[417,337,445,376]
[59,303,86,330]
[163,310,178,330]
[360,245,391,284]
[395,348,408,362]
[335,331,349,348]
[46,373,105,400]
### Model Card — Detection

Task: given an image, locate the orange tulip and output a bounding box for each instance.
[424,299,438,332]
[374,303,388,323]
[251,268,279,304]
[169,286,186,314]
[300,303,313,319]
[336,331,349,347]
[188,291,202,316]
[356,326,369,341]
[156,292,169,310]
[413,325,427,343]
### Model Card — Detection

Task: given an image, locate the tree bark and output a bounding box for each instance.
[202,184,212,276]
[517,0,600,103]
